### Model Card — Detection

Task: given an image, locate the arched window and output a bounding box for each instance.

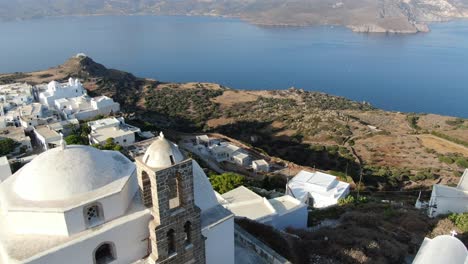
[84,203,104,227]
[184,221,192,246]
[94,242,116,264]
[167,229,176,255]
[141,171,153,207]
[168,172,182,209]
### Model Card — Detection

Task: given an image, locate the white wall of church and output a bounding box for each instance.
[7,210,68,236]
[65,175,139,235]
[202,216,235,264]
[24,212,151,264]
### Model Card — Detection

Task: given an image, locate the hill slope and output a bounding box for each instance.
[1,0,468,33]
[1,55,467,191]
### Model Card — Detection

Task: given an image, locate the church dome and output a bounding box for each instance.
[142,133,184,168]
[13,145,133,201]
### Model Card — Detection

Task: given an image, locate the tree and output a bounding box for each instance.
[0,138,18,156]
[65,134,85,145]
[209,172,245,194]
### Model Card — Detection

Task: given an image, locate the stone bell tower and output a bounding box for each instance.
[135,133,205,264]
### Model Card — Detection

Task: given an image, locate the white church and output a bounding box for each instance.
[0,133,235,264]
[39,78,87,107]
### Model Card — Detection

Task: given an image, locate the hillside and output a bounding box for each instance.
[1,0,468,33]
[1,55,467,191]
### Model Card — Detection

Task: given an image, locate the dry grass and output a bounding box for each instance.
[417,134,468,156]
[210,90,259,108]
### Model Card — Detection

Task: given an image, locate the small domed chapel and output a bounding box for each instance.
[0,133,235,264]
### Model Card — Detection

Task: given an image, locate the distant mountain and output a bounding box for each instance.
[1,0,467,33]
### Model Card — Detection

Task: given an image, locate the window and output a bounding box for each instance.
[123,139,127,143]
[168,172,182,209]
[184,221,192,246]
[169,155,175,165]
[167,229,176,256]
[94,242,116,264]
[141,171,153,207]
[84,203,104,227]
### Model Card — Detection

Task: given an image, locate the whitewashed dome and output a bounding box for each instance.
[13,145,133,201]
[142,133,184,168]
[413,235,467,264]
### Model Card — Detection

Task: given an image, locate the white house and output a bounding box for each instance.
[286,170,350,208]
[427,169,468,217]
[38,78,87,107]
[0,134,235,264]
[88,117,140,147]
[0,83,33,110]
[0,127,32,154]
[219,186,308,230]
[232,151,251,167]
[252,159,269,173]
[0,156,11,182]
[413,235,467,264]
[18,103,48,130]
[55,95,120,120]
[34,125,62,151]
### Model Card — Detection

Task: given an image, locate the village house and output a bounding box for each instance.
[209,142,251,167]
[0,127,32,154]
[88,117,140,147]
[218,186,308,230]
[286,170,350,208]
[0,83,33,111]
[34,125,62,151]
[38,78,86,107]
[17,103,53,130]
[54,95,120,120]
[426,169,468,217]
[252,159,270,173]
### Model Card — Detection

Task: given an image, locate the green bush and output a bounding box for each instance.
[209,172,245,194]
[0,138,18,156]
[455,158,468,169]
[448,213,468,232]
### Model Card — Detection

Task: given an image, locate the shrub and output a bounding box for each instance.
[209,172,245,194]
[448,213,468,232]
[0,138,18,156]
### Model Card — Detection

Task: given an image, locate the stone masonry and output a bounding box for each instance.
[136,157,206,264]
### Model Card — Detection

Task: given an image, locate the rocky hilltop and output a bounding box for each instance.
[0,0,467,33]
[1,55,467,192]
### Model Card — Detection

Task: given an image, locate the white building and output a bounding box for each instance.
[18,103,49,130]
[209,142,251,167]
[0,156,11,182]
[55,95,120,120]
[427,169,468,217]
[232,151,251,167]
[286,170,350,208]
[47,119,80,136]
[88,117,140,147]
[219,186,308,230]
[0,134,235,264]
[0,83,33,111]
[413,235,467,264]
[34,125,62,151]
[38,78,87,107]
[252,159,269,173]
[0,127,32,155]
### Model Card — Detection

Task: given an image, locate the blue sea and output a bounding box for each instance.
[0,15,467,117]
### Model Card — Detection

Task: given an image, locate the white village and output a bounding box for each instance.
[0,76,466,264]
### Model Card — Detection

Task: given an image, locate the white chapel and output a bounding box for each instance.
[0,133,234,264]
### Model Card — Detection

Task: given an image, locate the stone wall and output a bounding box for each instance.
[234,224,291,264]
